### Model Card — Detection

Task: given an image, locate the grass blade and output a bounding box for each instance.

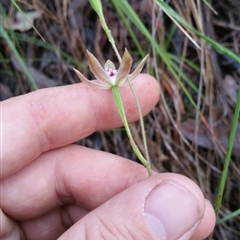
[0,25,38,90]
[215,88,240,217]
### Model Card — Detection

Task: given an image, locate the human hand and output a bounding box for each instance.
[1,74,215,240]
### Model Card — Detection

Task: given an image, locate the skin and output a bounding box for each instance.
[1,74,216,240]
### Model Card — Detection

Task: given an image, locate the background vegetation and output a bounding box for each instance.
[1,0,239,239]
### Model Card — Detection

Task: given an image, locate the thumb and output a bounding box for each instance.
[59,173,213,240]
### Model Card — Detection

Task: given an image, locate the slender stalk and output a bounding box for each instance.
[112,86,152,176]
[106,32,151,169]
[101,16,150,163]
[126,77,150,164]
[100,19,122,63]
[111,43,152,172]
[89,0,152,175]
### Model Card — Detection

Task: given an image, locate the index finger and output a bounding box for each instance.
[2,74,159,179]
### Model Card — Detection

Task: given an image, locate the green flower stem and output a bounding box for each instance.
[100,12,151,169]
[126,76,150,165]
[89,0,121,62]
[106,31,151,171]
[112,85,152,176]
[89,0,152,175]
[100,19,122,63]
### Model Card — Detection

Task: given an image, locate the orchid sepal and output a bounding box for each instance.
[128,54,149,82]
[73,68,110,89]
[74,48,148,89]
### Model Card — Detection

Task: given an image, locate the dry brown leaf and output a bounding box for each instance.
[222,75,238,105]
[2,11,41,32]
[181,119,240,157]
[0,83,13,100]
[11,54,57,88]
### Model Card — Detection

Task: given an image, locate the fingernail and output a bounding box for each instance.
[144,181,201,240]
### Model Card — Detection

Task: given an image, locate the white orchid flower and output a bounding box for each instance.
[73,48,148,89]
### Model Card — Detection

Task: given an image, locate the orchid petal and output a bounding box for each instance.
[104,60,116,71]
[73,68,110,89]
[115,48,133,85]
[128,54,149,82]
[86,50,112,85]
